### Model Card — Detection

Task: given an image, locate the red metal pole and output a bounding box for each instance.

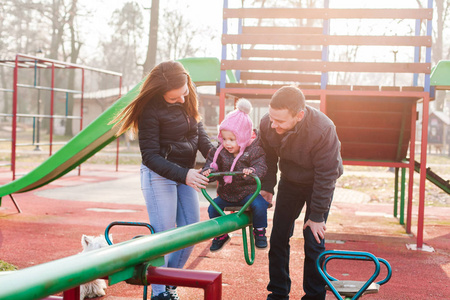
[11,55,19,180]
[145,267,222,300]
[417,94,429,249]
[406,102,417,234]
[80,68,84,133]
[78,68,85,176]
[49,63,55,156]
[115,76,123,172]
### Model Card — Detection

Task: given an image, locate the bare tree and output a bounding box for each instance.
[142,0,160,76]
[64,0,82,135]
[1,0,87,135]
[157,6,212,61]
[100,2,144,89]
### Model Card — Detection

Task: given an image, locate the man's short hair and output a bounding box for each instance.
[270,86,306,116]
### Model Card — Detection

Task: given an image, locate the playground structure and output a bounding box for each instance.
[0,0,448,299]
[0,54,122,180]
[218,0,436,250]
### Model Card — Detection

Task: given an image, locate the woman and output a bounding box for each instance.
[113,61,212,300]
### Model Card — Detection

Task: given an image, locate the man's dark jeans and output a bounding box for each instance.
[267,178,331,300]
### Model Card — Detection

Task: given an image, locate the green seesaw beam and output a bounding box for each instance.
[0,80,143,203]
[0,212,252,300]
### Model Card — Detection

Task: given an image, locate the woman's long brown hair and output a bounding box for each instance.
[111,61,200,136]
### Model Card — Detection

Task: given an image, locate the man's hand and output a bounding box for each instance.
[303,219,326,243]
[260,190,273,206]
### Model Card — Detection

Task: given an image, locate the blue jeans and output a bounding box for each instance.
[140,164,200,295]
[267,178,332,300]
[208,193,269,228]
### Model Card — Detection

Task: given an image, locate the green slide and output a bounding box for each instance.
[0,81,143,204]
[414,161,450,194]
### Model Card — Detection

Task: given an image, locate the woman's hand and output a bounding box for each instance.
[186,169,209,192]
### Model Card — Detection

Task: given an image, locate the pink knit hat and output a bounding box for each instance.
[210,99,253,184]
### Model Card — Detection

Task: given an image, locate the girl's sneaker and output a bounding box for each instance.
[253,228,267,249]
[210,234,230,251]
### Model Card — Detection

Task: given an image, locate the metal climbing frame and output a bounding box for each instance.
[0,53,122,180]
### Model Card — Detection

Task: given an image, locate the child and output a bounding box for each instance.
[202,99,269,251]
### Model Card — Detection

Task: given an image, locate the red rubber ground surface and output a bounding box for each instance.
[0,168,448,299]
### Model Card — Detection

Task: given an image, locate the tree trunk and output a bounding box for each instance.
[65,0,81,136]
[142,0,159,76]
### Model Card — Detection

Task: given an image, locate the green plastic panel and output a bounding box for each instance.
[177,57,236,85]
[430,60,450,86]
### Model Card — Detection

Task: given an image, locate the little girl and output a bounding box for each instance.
[202,99,269,251]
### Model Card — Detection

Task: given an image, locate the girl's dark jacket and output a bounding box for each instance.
[260,105,343,223]
[202,132,267,203]
[138,96,212,184]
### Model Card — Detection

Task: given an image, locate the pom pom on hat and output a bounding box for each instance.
[210,99,253,184]
[236,98,252,114]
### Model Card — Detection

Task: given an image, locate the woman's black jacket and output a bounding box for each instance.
[138,97,212,183]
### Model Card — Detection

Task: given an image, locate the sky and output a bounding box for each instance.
[78,0,430,61]
[79,0,224,60]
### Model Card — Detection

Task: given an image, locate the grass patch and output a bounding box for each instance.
[0,260,18,271]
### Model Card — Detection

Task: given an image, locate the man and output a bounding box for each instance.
[260,86,343,300]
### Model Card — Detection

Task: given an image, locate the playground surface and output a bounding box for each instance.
[0,164,449,299]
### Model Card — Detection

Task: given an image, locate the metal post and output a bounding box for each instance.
[8,194,22,213]
[34,49,44,151]
[393,49,398,86]
[34,63,41,151]
[400,167,406,225]
[78,68,85,176]
[406,102,417,233]
[321,0,330,90]
[219,0,229,122]
[219,91,226,123]
[394,167,399,217]
[417,94,430,249]
[49,63,55,156]
[12,55,18,180]
[115,76,123,172]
